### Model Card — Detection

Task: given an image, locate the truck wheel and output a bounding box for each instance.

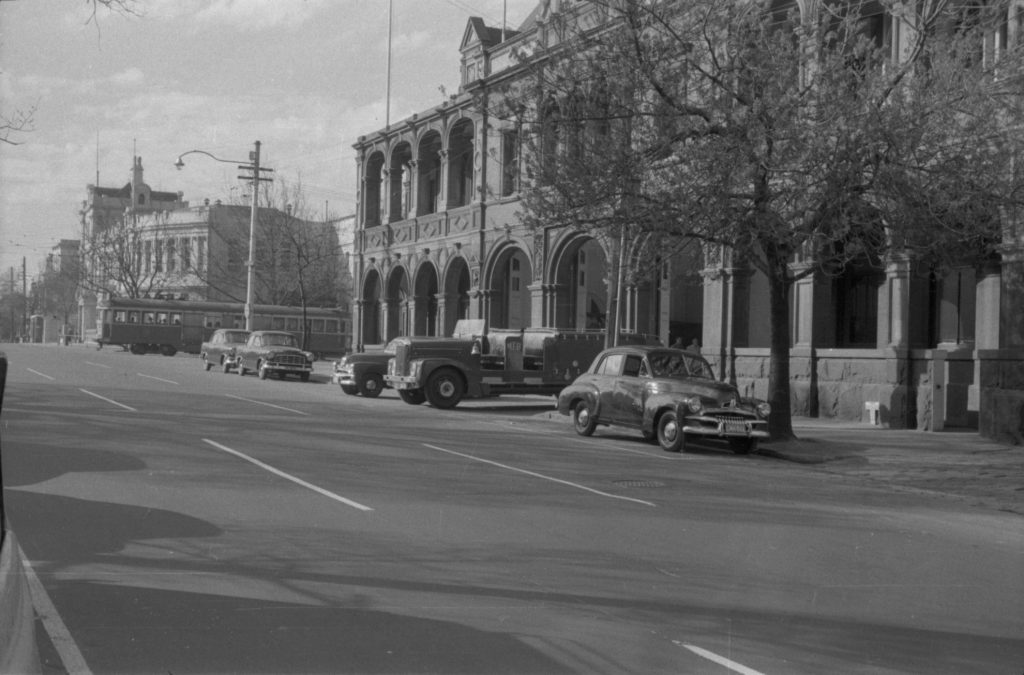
[425,368,464,409]
[399,389,426,405]
[572,400,597,436]
[657,411,687,453]
[729,438,757,455]
[359,373,384,398]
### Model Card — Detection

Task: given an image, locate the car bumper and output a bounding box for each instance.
[683,416,769,439]
[386,375,418,390]
[331,369,356,386]
[263,362,312,374]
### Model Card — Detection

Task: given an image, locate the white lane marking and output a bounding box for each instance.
[481,421,689,460]
[675,642,765,675]
[225,394,310,416]
[26,368,55,380]
[137,373,179,385]
[422,443,656,507]
[202,438,373,511]
[78,389,137,412]
[84,361,110,368]
[19,546,93,675]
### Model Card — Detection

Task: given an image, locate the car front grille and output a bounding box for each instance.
[272,354,307,367]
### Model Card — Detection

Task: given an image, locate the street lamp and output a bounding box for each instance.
[174,141,273,330]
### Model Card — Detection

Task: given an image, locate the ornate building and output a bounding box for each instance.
[349,0,1024,442]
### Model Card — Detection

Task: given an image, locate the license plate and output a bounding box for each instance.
[723,421,747,434]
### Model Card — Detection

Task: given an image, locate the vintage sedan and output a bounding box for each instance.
[331,340,398,397]
[200,328,250,372]
[557,345,770,454]
[235,330,315,381]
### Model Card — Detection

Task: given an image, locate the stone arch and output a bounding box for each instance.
[385,265,410,340]
[361,267,383,346]
[626,235,704,346]
[485,243,533,330]
[441,255,472,336]
[548,233,609,330]
[413,260,440,336]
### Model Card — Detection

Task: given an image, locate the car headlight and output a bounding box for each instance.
[756,401,771,418]
[685,396,703,414]
[303,351,315,362]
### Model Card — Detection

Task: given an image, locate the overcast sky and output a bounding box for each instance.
[0,0,539,277]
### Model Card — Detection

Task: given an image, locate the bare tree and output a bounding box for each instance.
[506,0,1023,439]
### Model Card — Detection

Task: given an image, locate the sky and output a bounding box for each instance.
[0,0,540,278]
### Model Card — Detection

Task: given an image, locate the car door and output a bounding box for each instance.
[594,353,623,422]
[608,354,646,426]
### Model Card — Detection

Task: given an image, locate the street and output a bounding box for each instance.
[1,344,1022,674]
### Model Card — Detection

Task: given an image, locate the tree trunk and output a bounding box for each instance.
[766,250,795,441]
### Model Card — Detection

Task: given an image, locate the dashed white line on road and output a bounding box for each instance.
[422,442,657,507]
[20,545,93,675]
[26,368,55,380]
[84,361,110,368]
[202,438,373,511]
[675,642,765,675]
[225,394,310,416]
[137,373,179,385]
[78,388,137,411]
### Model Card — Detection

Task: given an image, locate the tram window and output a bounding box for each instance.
[128,311,139,323]
[286,317,299,331]
[171,313,182,325]
[311,319,325,333]
[143,312,156,324]
[157,313,169,325]
[325,319,339,333]
[114,310,127,323]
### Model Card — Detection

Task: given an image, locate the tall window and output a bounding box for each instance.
[197,237,206,272]
[154,239,163,273]
[501,129,520,197]
[181,237,191,271]
[167,238,176,273]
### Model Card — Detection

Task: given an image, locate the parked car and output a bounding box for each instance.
[556,345,770,454]
[200,329,251,372]
[235,330,315,381]
[332,340,398,397]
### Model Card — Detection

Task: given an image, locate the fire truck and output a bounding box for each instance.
[384,320,657,409]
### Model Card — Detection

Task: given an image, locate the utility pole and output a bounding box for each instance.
[21,257,27,342]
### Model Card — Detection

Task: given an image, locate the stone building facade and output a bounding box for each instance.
[349,0,1024,442]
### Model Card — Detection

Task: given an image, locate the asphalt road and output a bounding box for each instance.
[2,343,1022,674]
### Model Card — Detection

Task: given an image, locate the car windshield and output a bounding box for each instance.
[263,333,298,347]
[648,351,714,380]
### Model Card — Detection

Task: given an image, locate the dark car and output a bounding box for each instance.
[200,328,251,372]
[235,330,315,381]
[556,345,770,454]
[331,340,398,397]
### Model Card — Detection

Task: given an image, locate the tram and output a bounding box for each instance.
[96,297,349,358]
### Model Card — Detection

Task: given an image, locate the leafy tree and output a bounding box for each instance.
[507,0,1023,439]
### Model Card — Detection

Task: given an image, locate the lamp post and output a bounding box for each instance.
[174,142,273,330]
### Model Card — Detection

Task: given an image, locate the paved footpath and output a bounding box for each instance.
[761,419,1024,516]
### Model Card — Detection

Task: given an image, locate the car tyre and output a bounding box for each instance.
[359,373,384,398]
[729,438,758,455]
[222,359,232,373]
[203,357,212,371]
[657,411,687,453]
[399,389,426,405]
[572,400,598,436]
[425,368,464,408]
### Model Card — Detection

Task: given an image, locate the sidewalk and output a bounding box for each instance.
[760,419,1024,515]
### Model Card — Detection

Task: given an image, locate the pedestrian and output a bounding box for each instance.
[671,336,684,349]
[688,338,699,352]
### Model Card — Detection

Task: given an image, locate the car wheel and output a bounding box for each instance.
[425,368,464,409]
[258,363,268,380]
[237,360,246,376]
[359,373,384,398]
[398,389,426,405]
[340,384,358,396]
[729,438,758,455]
[572,400,598,436]
[657,411,686,452]
[203,357,212,371]
[222,359,232,373]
